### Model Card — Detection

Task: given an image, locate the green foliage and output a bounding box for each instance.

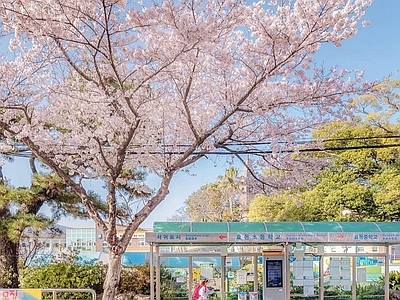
[249,122,400,222]
[249,80,400,222]
[31,173,106,219]
[20,253,105,299]
[289,283,383,300]
[0,172,102,243]
[185,167,244,222]
[119,265,151,295]
[21,256,190,299]
[160,268,189,298]
[380,270,400,290]
[355,283,384,299]
[119,265,187,298]
[226,292,241,300]
[6,214,51,243]
[0,254,18,287]
[0,170,107,288]
[248,192,309,221]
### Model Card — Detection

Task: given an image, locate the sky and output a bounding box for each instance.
[313,0,400,81]
[2,0,400,229]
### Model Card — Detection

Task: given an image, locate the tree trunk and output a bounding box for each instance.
[0,234,19,288]
[102,251,123,300]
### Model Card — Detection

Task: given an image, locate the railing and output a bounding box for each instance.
[42,288,96,300]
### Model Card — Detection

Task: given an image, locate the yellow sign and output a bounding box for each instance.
[0,289,41,300]
[193,268,200,280]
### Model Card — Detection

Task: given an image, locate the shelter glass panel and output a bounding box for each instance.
[264,222,304,232]
[301,222,342,232]
[153,222,191,232]
[374,222,398,232]
[192,222,228,232]
[228,222,266,232]
[339,222,381,232]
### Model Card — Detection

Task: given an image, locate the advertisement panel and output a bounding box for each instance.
[0,289,41,300]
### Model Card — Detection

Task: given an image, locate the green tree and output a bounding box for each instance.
[249,121,400,222]
[0,156,105,288]
[20,253,105,299]
[185,167,244,221]
[249,79,400,222]
[249,190,317,221]
[185,184,238,221]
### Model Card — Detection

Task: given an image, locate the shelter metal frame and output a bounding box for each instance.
[146,221,400,300]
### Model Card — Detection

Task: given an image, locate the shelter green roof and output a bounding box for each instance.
[153,221,400,233]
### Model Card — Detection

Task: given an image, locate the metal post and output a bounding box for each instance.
[385,246,390,300]
[284,243,290,300]
[352,256,357,300]
[253,255,258,293]
[221,255,226,300]
[150,243,154,300]
[189,256,193,300]
[155,245,161,300]
[319,255,324,300]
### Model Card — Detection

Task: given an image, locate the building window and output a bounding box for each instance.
[357,246,365,252]
[372,246,378,252]
[138,240,146,246]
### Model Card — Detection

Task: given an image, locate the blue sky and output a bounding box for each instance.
[314,0,399,81]
[3,0,400,229]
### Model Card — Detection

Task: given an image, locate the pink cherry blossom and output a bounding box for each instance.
[0,0,373,298]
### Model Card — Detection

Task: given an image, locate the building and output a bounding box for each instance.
[95,223,150,253]
[20,222,151,266]
[20,225,67,266]
[66,227,98,252]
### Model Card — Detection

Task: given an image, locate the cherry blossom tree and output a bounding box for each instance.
[0,0,373,298]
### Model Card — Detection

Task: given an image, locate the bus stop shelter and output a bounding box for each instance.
[146,221,400,300]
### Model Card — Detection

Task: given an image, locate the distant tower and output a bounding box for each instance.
[238,158,256,220]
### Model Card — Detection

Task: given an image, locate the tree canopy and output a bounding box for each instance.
[249,80,400,222]
[0,0,374,297]
[0,162,96,288]
[184,167,245,222]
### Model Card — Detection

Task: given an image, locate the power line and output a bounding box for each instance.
[5,140,400,158]
[224,135,400,146]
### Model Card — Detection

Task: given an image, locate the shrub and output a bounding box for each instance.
[21,255,193,299]
[380,271,400,290]
[119,265,151,295]
[20,259,105,299]
[119,264,188,299]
